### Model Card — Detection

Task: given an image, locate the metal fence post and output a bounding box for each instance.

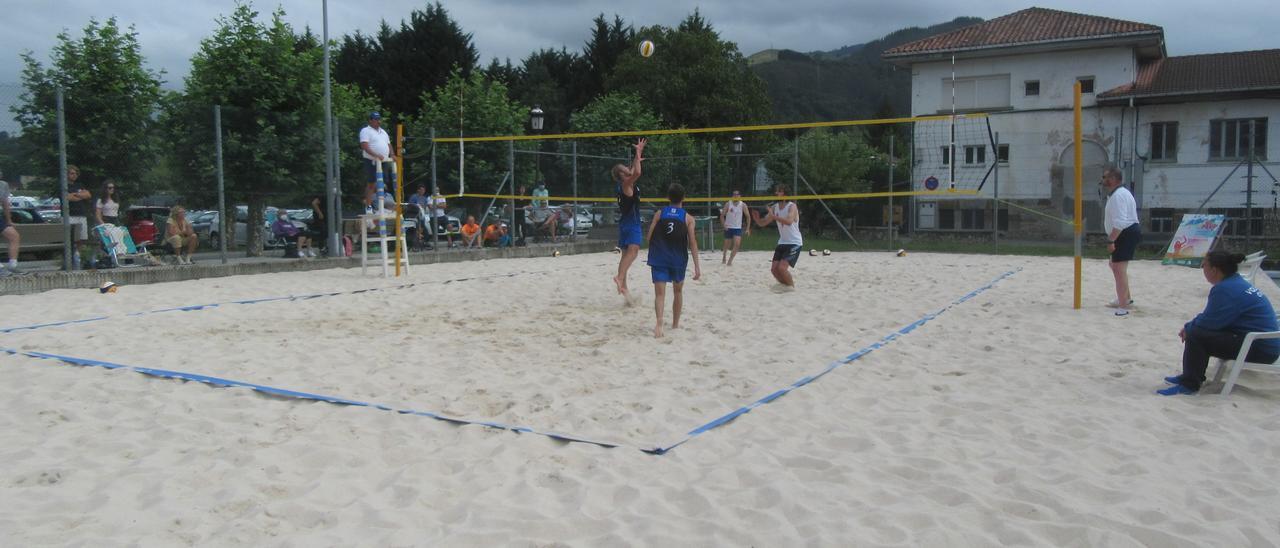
[57,86,70,271]
[214,105,228,264]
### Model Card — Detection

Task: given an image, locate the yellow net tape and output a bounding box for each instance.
[432,113,988,144]
[455,189,978,204]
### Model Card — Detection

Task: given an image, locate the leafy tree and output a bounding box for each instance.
[766,128,888,235]
[166,3,374,255]
[12,17,163,194]
[334,2,478,117]
[608,10,771,130]
[568,93,708,200]
[414,68,526,208]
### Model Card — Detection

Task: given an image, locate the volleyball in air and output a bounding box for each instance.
[896,249,907,257]
[639,40,655,57]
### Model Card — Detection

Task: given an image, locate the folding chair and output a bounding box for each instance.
[95,224,157,268]
[1241,251,1266,284]
[1210,329,1280,395]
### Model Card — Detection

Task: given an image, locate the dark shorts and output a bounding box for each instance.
[1111,224,1140,263]
[0,217,8,232]
[619,223,643,248]
[773,244,802,267]
[724,228,743,239]
[362,159,397,191]
[651,265,686,284]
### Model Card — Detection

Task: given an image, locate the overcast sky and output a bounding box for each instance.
[0,0,1275,122]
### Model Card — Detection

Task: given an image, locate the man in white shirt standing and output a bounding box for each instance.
[1102,167,1140,316]
[359,111,395,213]
[719,189,750,265]
[751,185,803,289]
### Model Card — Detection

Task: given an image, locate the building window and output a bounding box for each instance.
[1077,77,1095,94]
[1211,208,1265,237]
[1210,118,1268,161]
[961,209,985,230]
[1150,122,1178,162]
[1149,208,1175,233]
[1024,80,1040,96]
[996,144,1010,164]
[940,74,1011,111]
[941,146,951,165]
[964,145,985,165]
[939,208,955,229]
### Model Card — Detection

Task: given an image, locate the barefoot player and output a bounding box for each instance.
[720,189,750,265]
[751,185,802,288]
[613,138,647,302]
[646,183,701,338]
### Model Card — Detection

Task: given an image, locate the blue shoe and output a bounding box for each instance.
[1163,375,1182,385]
[1156,384,1197,396]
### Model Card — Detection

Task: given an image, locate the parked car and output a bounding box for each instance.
[8,206,65,258]
[525,204,593,236]
[191,210,220,246]
[207,206,308,249]
[124,206,172,249]
[8,196,39,209]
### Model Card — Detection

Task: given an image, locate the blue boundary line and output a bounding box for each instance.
[0,347,623,450]
[1,266,1019,455]
[0,264,605,334]
[643,268,1021,455]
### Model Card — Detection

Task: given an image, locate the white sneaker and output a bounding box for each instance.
[1106,299,1134,309]
[1114,309,1130,317]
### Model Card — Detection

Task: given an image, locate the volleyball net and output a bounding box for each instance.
[411,113,999,246]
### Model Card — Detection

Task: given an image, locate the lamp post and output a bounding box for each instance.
[731,136,743,192]
[529,105,544,132]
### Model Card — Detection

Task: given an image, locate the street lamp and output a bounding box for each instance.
[530,105,544,132]
[731,136,744,193]
[731,136,743,153]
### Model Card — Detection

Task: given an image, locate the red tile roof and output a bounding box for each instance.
[883,7,1162,57]
[1098,49,1280,99]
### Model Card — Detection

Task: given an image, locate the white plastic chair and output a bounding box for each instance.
[1211,330,1280,395]
[1241,251,1266,284]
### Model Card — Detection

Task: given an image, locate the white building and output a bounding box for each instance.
[882,7,1279,240]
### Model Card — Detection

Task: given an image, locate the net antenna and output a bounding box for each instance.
[950,54,957,191]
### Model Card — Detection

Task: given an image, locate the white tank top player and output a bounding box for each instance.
[750,186,802,289]
[773,202,802,246]
[720,191,751,266]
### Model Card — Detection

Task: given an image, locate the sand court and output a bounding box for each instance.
[3,251,1280,544]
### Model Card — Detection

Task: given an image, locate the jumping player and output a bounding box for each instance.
[613,137,647,303]
[720,189,750,265]
[751,185,802,288]
[646,183,701,338]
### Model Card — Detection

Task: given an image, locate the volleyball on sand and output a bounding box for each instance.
[553,250,561,257]
[639,40,655,57]
[896,249,907,257]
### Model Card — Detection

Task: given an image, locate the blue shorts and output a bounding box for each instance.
[619,223,642,248]
[724,228,742,239]
[773,244,802,267]
[651,265,686,284]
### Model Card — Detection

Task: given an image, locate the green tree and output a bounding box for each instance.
[414,68,526,206]
[766,129,887,235]
[167,3,374,255]
[568,93,707,199]
[608,11,771,130]
[335,2,478,117]
[13,17,163,194]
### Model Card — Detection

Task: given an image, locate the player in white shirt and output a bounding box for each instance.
[1102,167,1141,315]
[751,185,802,288]
[719,189,750,265]
[359,112,395,212]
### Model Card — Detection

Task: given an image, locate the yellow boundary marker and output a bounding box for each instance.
[432,113,988,143]
[456,189,979,204]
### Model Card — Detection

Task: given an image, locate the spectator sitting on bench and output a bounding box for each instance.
[271,208,309,258]
[484,222,510,248]
[460,215,481,249]
[165,205,199,265]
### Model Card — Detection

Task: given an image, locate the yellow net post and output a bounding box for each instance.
[1073,82,1083,310]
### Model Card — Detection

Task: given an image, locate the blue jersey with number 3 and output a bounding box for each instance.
[648,206,689,270]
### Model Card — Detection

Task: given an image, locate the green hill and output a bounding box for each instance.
[751,17,982,122]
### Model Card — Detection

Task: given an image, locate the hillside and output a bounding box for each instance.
[750,17,982,123]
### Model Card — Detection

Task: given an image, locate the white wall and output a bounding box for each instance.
[1134,99,1280,210]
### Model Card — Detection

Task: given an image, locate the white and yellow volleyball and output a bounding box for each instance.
[896,249,907,257]
[639,40,655,58]
[552,250,561,257]
[808,249,818,257]
[822,249,832,256]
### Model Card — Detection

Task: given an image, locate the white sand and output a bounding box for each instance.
[1,251,1278,545]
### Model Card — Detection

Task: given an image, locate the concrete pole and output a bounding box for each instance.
[322,0,339,255]
[215,105,228,264]
[56,86,70,271]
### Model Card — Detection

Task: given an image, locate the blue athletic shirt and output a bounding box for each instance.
[618,183,641,227]
[1186,273,1280,355]
[648,206,689,270]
